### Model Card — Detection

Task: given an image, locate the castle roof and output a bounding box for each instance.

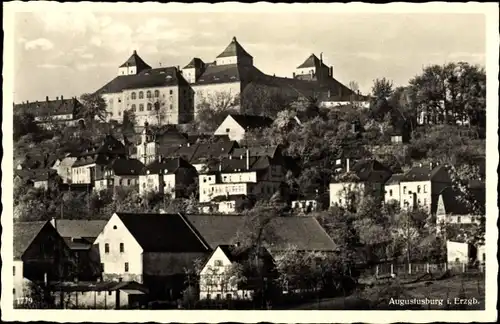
[297,53,327,69]
[216,37,253,59]
[14,97,81,118]
[183,57,205,69]
[119,50,152,70]
[195,63,262,85]
[96,67,189,94]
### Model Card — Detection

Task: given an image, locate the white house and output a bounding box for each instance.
[214,114,273,142]
[435,186,484,227]
[199,245,274,301]
[398,163,451,211]
[52,154,78,184]
[94,212,210,301]
[384,174,404,204]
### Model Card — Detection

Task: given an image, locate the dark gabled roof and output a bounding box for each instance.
[185,214,337,252]
[17,153,59,170]
[106,158,144,176]
[14,97,81,118]
[187,133,231,144]
[229,146,280,159]
[402,165,449,182]
[72,154,114,168]
[437,186,485,215]
[53,220,106,241]
[183,57,205,69]
[216,37,253,59]
[385,173,405,185]
[202,155,276,174]
[143,157,194,175]
[217,244,273,264]
[31,169,59,182]
[164,141,239,164]
[296,54,327,69]
[116,213,210,253]
[195,64,262,85]
[350,159,393,183]
[228,114,274,130]
[14,221,50,259]
[96,67,188,95]
[119,50,152,70]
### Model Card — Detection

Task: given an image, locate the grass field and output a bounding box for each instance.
[290,274,485,310]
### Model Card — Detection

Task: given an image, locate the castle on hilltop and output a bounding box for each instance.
[96,36,364,126]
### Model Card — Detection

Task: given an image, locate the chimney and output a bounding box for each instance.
[330,66,333,77]
[246,148,250,170]
[320,52,323,65]
[50,217,56,229]
[346,158,350,173]
[293,72,296,79]
[133,50,137,55]
[328,90,331,99]
[46,96,49,102]
[61,95,64,101]
[218,163,222,172]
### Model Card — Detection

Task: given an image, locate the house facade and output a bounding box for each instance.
[214,114,273,142]
[94,158,144,192]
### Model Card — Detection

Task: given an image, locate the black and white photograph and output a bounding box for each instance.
[2,2,498,323]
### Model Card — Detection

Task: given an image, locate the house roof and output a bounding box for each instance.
[402,165,448,182]
[14,221,50,260]
[217,244,274,264]
[52,219,107,241]
[143,157,194,175]
[385,173,405,185]
[119,50,152,70]
[228,114,274,130]
[216,37,253,59]
[350,159,393,183]
[163,140,239,165]
[229,145,281,159]
[194,63,260,85]
[183,57,205,69]
[116,213,210,253]
[185,214,337,252]
[14,97,81,118]
[437,186,485,215]
[96,67,188,94]
[31,169,59,182]
[297,53,327,69]
[106,158,144,176]
[49,280,148,293]
[18,153,59,170]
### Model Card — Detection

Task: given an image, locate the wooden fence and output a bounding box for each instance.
[365,262,485,278]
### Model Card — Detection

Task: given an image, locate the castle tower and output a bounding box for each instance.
[294,53,332,81]
[215,36,253,67]
[118,50,152,76]
[181,58,206,84]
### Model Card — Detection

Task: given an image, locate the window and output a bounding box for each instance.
[147,103,152,111]
[424,198,427,205]
[139,91,144,99]
[170,104,173,110]
[104,243,109,253]
[226,293,232,300]
[417,185,421,193]
[131,92,136,100]
[457,216,461,223]
[146,90,152,98]
[118,111,121,116]
[101,263,104,270]
[154,90,160,97]
[403,186,407,194]
[216,294,221,300]
[97,291,101,296]
[127,179,131,185]
[226,128,230,133]
[169,89,173,95]
[13,266,15,276]
[120,243,124,253]
[139,104,144,112]
[389,189,393,197]
[206,294,211,300]
[124,262,129,272]
[13,288,16,295]
[131,104,136,112]
[108,291,112,296]
[214,260,223,267]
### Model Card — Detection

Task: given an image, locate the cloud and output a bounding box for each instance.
[37,12,99,34]
[90,36,103,47]
[37,63,68,69]
[25,38,54,51]
[80,53,94,59]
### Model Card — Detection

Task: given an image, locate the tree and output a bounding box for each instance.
[370,78,394,120]
[193,91,240,133]
[240,84,294,118]
[78,93,107,124]
[122,109,136,133]
[14,111,45,142]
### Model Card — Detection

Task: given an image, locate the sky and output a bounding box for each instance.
[12,10,486,103]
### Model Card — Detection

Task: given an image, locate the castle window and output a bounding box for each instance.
[170,104,173,110]
[169,90,173,95]
[417,185,421,193]
[131,92,136,100]
[147,103,152,111]
[125,262,129,272]
[154,90,160,97]
[139,104,144,112]
[139,91,144,99]
[389,189,393,197]
[131,104,136,112]
[146,90,152,98]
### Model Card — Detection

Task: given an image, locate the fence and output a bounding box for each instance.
[366,262,485,278]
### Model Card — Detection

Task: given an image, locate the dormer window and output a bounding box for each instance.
[139,91,144,99]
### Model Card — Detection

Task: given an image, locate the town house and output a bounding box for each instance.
[384,173,404,204]
[329,159,393,209]
[398,163,451,211]
[198,151,286,213]
[93,213,210,300]
[13,221,75,306]
[52,153,78,184]
[214,114,274,143]
[138,157,197,198]
[94,157,144,192]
